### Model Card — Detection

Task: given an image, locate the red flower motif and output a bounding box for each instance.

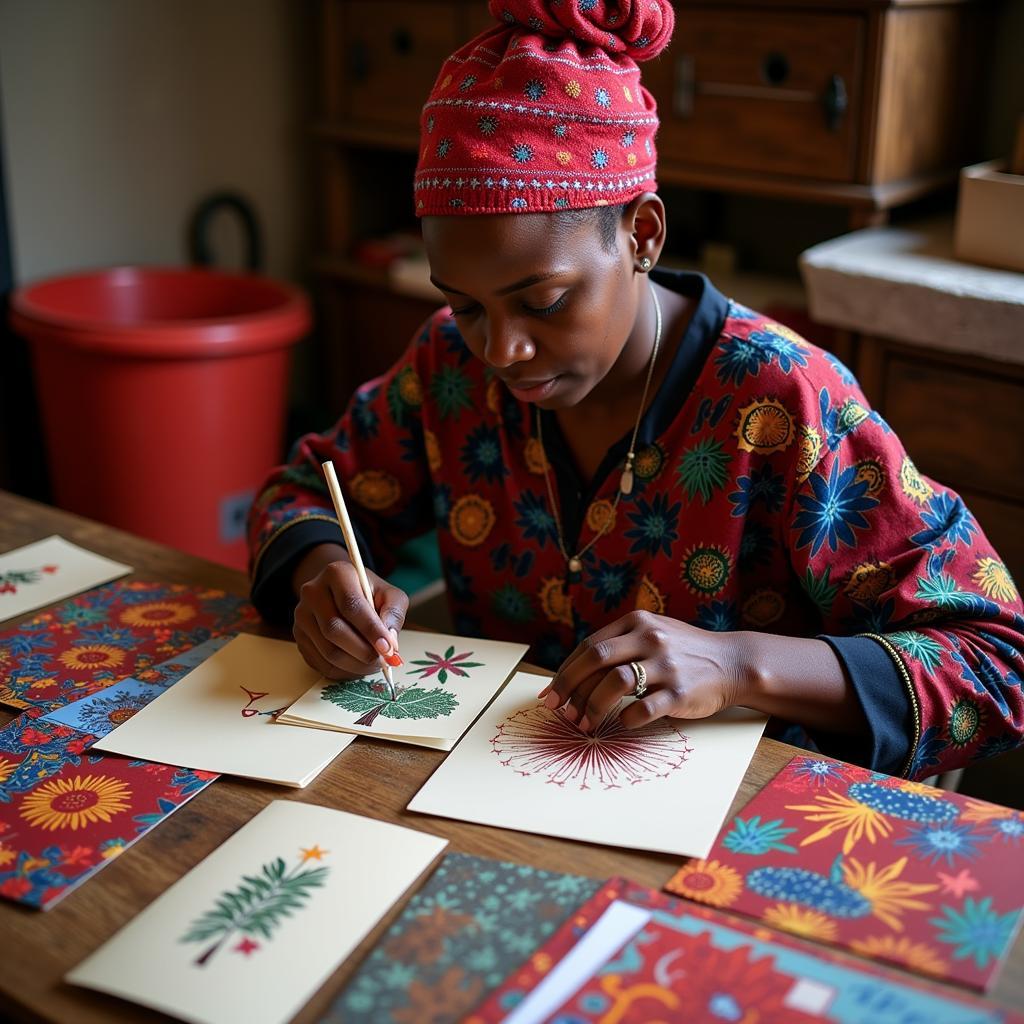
[43,565,58,574]
[0,877,33,899]
[0,583,15,594]
[18,728,53,747]
[62,846,94,867]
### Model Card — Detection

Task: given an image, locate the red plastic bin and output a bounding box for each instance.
[10,266,310,570]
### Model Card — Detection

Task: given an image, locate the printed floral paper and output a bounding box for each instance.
[0,536,131,625]
[665,754,1024,991]
[324,851,602,1024]
[469,879,1023,1024]
[67,801,448,1024]
[0,579,257,712]
[40,636,232,737]
[0,707,216,909]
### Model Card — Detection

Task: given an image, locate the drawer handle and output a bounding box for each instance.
[762,52,790,86]
[674,54,695,117]
[823,73,848,132]
[392,28,414,55]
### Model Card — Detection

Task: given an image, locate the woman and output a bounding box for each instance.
[248,0,1023,780]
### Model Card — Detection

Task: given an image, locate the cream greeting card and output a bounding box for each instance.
[278,631,528,750]
[92,634,354,787]
[0,535,131,623]
[408,672,768,858]
[67,801,448,1024]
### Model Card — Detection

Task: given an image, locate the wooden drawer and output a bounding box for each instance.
[649,9,864,182]
[338,1,461,128]
[874,355,1024,505]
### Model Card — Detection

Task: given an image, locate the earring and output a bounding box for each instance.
[638,256,652,272]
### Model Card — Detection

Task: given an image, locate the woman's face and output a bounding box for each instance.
[422,205,651,409]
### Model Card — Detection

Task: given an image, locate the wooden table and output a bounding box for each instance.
[1,491,1021,1022]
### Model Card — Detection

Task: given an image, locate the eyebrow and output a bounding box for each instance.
[429,271,564,297]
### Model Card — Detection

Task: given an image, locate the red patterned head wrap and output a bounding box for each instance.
[414,0,675,216]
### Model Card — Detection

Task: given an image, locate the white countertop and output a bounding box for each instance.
[800,218,1024,365]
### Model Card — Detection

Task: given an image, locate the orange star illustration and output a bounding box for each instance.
[300,845,328,863]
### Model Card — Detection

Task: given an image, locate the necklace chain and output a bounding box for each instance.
[537,285,663,575]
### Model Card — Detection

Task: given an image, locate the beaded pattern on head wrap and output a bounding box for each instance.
[414,0,675,216]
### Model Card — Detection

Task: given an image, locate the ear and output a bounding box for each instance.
[623,193,666,272]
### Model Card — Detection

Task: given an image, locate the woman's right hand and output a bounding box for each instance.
[290,543,408,679]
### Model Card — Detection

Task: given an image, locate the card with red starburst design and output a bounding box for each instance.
[0,707,217,909]
[466,878,1023,1024]
[664,754,1024,992]
[0,579,257,712]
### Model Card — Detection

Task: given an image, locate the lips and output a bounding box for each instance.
[502,375,562,402]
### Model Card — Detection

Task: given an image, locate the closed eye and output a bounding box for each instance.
[524,293,568,316]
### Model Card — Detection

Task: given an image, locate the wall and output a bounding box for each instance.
[0,0,311,284]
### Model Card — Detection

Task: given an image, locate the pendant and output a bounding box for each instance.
[619,467,634,495]
[568,556,582,574]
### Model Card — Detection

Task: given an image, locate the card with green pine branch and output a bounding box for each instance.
[67,801,447,1024]
[277,630,529,750]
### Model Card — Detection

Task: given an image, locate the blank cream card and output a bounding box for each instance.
[278,631,528,750]
[0,535,131,623]
[67,800,448,1024]
[93,634,354,787]
[408,672,768,858]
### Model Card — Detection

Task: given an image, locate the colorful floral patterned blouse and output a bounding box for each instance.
[248,270,1024,780]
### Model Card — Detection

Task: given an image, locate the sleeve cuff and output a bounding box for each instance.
[250,516,376,626]
[814,634,914,777]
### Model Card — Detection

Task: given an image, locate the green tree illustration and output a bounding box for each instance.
[181,852,329,967]
[0,567,45,592]
[321,679,458,727]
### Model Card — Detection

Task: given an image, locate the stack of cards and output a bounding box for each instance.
[92,635,354,788]
[278,631,528,751]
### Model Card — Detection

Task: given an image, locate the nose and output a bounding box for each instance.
[482,315,535,369]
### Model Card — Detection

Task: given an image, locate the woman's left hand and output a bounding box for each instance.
[541,611,747,731]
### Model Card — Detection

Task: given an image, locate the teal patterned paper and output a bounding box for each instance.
[323,852,601,1024]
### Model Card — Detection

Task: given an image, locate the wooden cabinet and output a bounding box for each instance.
[649,10,866,183]
[647,0,983,223]
[314,0,986,405]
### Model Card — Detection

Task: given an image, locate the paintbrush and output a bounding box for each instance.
[320,460,399,699]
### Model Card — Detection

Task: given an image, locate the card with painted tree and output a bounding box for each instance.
[279,631,529,750]
[407,671,768,857]
[92,634,354,787]
[0,536,131,624]
[67,800,448,1024]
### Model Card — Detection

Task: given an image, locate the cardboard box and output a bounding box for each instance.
[954,159,1024,272]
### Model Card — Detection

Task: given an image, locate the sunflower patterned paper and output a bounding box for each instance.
[249,272,1024,780]
[324,852,602,1024]
[666,755,1024,992]
[0,707,216,909]
[468,878,1024,1024]
[0,579,257,712]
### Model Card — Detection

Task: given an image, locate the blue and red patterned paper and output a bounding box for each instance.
[468,878,1023,1024]
[0,707,216,909]
[0,580,257,712]
[666,754,1024,992]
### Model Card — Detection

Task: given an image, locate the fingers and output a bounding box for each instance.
[293,622,363,680]
[321,561,399,658]
[543,624,647,722]
[619,687,679,730]
[293,559,409,675]
[374,583,409,654]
